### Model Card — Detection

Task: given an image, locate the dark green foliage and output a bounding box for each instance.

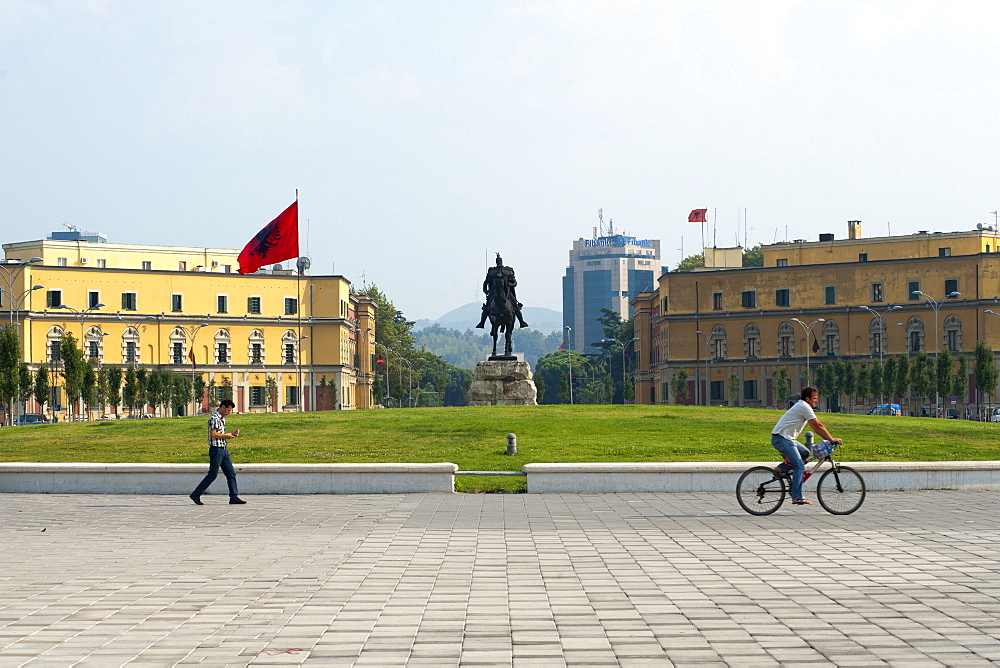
[974,341,998,404]
[673,253,704,271]
[671,368,689,404]
[33,364,49,414]
[742,244,764,267]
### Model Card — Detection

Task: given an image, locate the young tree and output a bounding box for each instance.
[81,364,97,419]
[671,369,689,404]
[265,376,278,411]
[0,324,19,425]
[34,364,50,417]
[193,373,206,414]
[894,355,910,410]
[135,366,148,414]
[773,367,790,407]
[96,365,109,415]
[123,366,138,413]
[869,361,883,405]
[106,366,123,416]
[18,364,32,417]
[974,341,998,413]
[742,244,764,267]
[953,354,968,406]
[219,376,233,402]
[60,333,87,420]
[909,352,934,414]
[673,253,705,271]
[729,371,739,406]
[855,363,871,410]
[172,375,192,416]
[935,348,954,412]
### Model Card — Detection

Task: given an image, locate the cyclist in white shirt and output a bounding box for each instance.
[772,387,842,505]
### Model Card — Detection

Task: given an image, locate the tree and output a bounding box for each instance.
[974,341,998,411]
[815,364,833,410]
[18,364,32,417]
[218,376,233,402]
[558,375,569,404]
[894,355,910,408]
[173,375,192,416]
[0,324,19,425]
[135,366,149,413]
[673,253,705,272]
[106,366,122,416]
[96,366,109,416]
[81,364,97,418]
[869,361,883,405]
[60,333,87,420]
[265,375,278,411]
[729,371,739,406]
[935,348,954,411]
[123,366,138,413]
[742,244,764,267]
[835,361,855,413]
[773,367,790,407]
[953,354,968,405]
[855,363,871,410]
[146,370,166,416]
[909,352,935,413]
[33,365,50,417]
[671,369,689,404]
[193,373,206,414]
[882,357,896,401]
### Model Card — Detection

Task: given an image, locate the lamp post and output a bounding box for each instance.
[173,322,208,417]
[914,290,960,417]
[695,330,711,406]
[565,326,573,405]
[860,305,901,407]
[298,334,309,412]
[601,337,640,404]
[790,317,825,386]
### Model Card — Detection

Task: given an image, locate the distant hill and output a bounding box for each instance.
[414,302,563,333]
[413,323,564,369]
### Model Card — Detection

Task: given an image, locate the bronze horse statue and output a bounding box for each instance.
[487,288,516,357]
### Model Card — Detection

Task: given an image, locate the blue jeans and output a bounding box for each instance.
[771,433,810,500]
[193,446,239,498]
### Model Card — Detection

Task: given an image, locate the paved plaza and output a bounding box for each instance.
[1,490,999,666]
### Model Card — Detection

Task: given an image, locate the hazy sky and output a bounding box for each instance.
[3,1,1000,320]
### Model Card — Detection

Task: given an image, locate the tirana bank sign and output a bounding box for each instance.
[585,235,652,248]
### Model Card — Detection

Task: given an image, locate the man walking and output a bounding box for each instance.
[189,399,246,505]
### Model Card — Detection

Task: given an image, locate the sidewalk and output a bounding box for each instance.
[1,491,999,666]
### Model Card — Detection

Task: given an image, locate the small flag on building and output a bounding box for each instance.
[238,201,299,274]
[188,348,197,369]
[812,336,820,353]
[688,208,707,223]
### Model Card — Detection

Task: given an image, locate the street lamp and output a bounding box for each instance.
[601,337,640,404]
[914,290,960,416]
[695,330,711,406]
[565,326,573,405]
[790,317,825,385]
[860,305,902,407]
[173,322,209,417]
[1,284,44,326]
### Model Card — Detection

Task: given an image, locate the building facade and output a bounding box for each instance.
[1,233,375,419]
[632,222,1000,411]
[563,232,661,353]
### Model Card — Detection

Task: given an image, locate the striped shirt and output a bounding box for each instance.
[208,411,228,448]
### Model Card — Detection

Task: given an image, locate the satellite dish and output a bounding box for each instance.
[272,264,283,271]
[978,223,984,230]
[296,257,311,275]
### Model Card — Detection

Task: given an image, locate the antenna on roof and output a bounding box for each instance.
[63,223,79,232]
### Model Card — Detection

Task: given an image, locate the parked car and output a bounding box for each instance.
[125,413,154,419]
[989,408,1000,422]
[15,413,49,425]
[868,404,902,416]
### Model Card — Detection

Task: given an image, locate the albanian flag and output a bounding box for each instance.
[238,201,299,274]
[688,208,707,223]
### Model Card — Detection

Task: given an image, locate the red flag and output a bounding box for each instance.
[238,201,299,274]
[188,348,196,369]
[688,208,707,223]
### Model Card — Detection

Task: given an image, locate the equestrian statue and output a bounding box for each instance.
[476,253,529,357]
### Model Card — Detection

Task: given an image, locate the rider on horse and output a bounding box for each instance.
[476,253,529,329]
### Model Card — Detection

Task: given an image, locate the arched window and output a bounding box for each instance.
[905,317,924,353]
[84,326,105,362]
[867,318,886,357]
[214,329,231,364]
[248,329,265,365]
[743,323,760,359]
[169,327,187,365]
[777,322,794,358]
[709,325,727,359]
[943,315,963,353]
[46,326,65,365]
[282,330,298,365]
[122,326,140,365]
[822,320,840,357]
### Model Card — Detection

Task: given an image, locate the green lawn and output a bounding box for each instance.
[1,405,996,491]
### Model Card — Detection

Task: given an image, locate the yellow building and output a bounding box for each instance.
[1,232,375,418]
[632,222,1000,412]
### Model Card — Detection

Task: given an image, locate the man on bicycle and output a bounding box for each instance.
[772,386,842,505]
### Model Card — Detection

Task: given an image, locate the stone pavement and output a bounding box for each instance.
[1,491,999,667]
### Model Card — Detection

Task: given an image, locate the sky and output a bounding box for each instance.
[3,1,1000,321]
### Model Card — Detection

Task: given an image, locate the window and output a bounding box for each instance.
[710,381,725,402]
[744,324,760,359]
[741,290,756,308]
[777,322,794,358]
[125,341,137,364]
[97,259,106,268]
[171,293,183,312]
[222,265,232,273]
[824,286,836,305]
[141,261,151,270]
[939,247,951,257]
[908,280,921,300]
[50,340,62,363]
[284,297,298,316]
[944,315,963,353]
[284,343,295,364]
[217,295,228,313]
[873,332,883,355]
[172,342,184,364]
[250,386,265,406]
[216,342,229,363]
[251,343,263,364]
[945,278,959,296]
[822,320,840,356]
[57,258,67,267]
[661,297,669,313]
[910,331,921,353]
[248,296,261,314]
[743,380,758,401]
[87,340,99,359]
[775,288,790,307]
[122,292,137,311]
[46,290,62,308]
[859,253,868,262]
[776,258,788,267]
[88,291,100,308]
[178,261,187,271]
[286,386,299,406]
[709,325,727,359]
[712,292,723,310]
[871,283,883,302]
[947,329,959,353]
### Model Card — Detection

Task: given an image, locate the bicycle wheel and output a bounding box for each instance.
[736,466,786,515]
[816,465,866,515]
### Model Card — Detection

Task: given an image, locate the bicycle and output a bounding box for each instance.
[736,441,866,515]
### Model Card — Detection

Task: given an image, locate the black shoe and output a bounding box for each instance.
[189,493,203,505]
[229,497,247,505]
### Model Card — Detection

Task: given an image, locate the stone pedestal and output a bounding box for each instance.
[467,360,538,406]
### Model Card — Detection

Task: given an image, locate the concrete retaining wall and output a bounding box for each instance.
[0,463,458,494]
[522,461,1000,493]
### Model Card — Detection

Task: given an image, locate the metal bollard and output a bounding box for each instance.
[506,433,517,455]
[804,431,814,446]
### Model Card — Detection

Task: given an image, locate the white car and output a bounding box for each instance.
[990,408,1000,422]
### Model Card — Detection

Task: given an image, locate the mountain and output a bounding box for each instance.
[414,302,563,333]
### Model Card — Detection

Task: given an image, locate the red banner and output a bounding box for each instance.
[238,201,299,274]
[688,208,707,223]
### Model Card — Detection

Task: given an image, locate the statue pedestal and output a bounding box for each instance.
[468,360,538,406]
